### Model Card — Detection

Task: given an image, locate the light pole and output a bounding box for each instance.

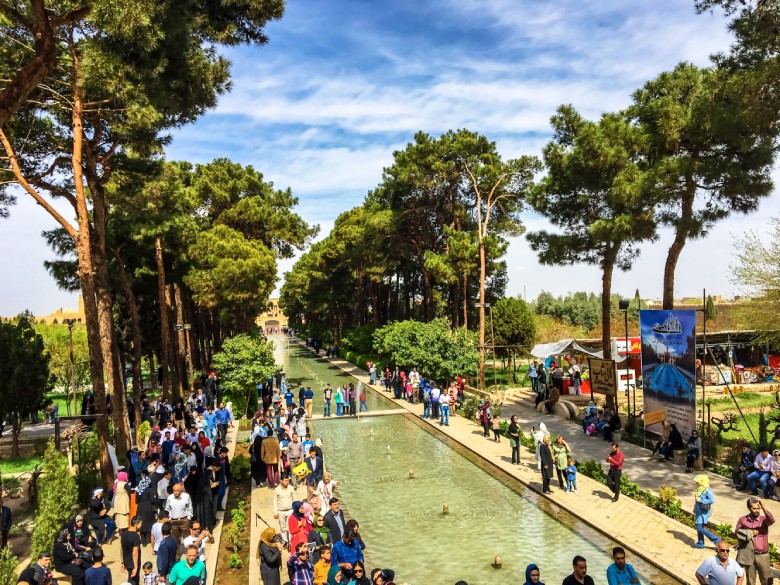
[618,299,631,425]
[64,318,78,460]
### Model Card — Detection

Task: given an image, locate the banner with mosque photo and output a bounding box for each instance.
[639,310,697,438]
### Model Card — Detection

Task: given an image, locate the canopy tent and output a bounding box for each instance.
[530,339,605,360]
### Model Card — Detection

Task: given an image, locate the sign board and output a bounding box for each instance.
[615,337,641,355]
[588,358,617,397]
[644,409,666,427]
[174,324,183,331]
[617,369,636,392]
[640,309,697,438]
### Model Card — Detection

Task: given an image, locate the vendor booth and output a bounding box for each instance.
[530,339,605,395]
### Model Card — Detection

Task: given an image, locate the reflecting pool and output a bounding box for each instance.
[277,338,677,585]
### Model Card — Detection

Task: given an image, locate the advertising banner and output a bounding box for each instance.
[588,358,618,397]
[615,337,641,355]
[639,310,697,437]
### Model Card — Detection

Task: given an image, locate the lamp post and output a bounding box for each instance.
[618,299,631,424]
[64,318,78,460]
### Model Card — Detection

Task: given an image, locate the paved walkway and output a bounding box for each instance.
[286,337,780,585]
[43,425,238,585]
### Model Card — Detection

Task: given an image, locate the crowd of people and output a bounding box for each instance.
[17,383,235,585]
[248,397,399,585]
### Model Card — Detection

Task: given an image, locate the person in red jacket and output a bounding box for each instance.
[606,443,624,502]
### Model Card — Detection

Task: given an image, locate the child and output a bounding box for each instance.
[84,547,112,585]
[565,457,578,493]
[141,562,158,585]
[491,413,502,443]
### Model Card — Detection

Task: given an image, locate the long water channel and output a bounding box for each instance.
[276,337,678,585]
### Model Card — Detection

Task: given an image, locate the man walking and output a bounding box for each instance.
[539,435,553,494]
[273,476,295,546]
[168,546,206,585]
[287,542,315,585]
[120,516,142,585]
[323,385,333,417]
[735,497,775,585]
[304,386,314,418]
[287,433,304,487]
[164,483,193,542]
[215,402,231,443]
[323,497,346,542]
[607,547,640,585]
[606,443,624,502]
[156,522,178,582]
[697,542,744,585]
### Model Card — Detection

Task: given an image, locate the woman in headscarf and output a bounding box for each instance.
[478,400,491,438]
[184,465,200,499]
[307,514,332,564]
[174,452,189,484]
[523,563,544,585]
[53,528,85,585]
[257,527,283,585]
[191,441,204,471]
[532,422,550,471]
[288,501,313,553]
[693,474,720,548]
[194,458,216,532]
[113,470,131,531]
[326,565,343,585]
[250,425,267,487]
[89,488,114,544]
[134,467,155,545]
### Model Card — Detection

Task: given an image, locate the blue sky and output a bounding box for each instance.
[1,0,777,316]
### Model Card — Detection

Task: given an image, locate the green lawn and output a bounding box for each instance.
[719,412,766,445]
[484,363,530,387]
[706,392,776,413]
[0,456,43,475]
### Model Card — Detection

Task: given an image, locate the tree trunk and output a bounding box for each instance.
[602,255,616,410]
[147,352,156,390]
[173,283,189,391]
[478,241,487,391]
[75,227,114,487]
[155,238,173,401]
[662,186,696,310]
[113,248,144,444]
[169,284,182,398]
[462,273,469,330]
[11,414,20,459]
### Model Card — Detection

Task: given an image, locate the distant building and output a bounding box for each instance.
[256,297,288,331]
[37,294,86,325]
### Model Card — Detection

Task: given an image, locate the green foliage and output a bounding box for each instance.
[715,523,735,541]
[229,552,243,569]
[705,295,718,322]
[460,396,480,421]
[212,334,278,418]
[230,455,251,482]
[34,322,91,395]
[492,297,537,352]
[373,318,480,383]
[528,106,657,350]
[0,456,42,475]
[0,546,19,585]
[340,325,378,354]
[75,435,101,508]
[31,441,78,559]
[577,459,607,483]
[534,291,603,331]
[231,500,247,532]
[138,421,152,445]
[619,475,642,499]
[0,314,53,454]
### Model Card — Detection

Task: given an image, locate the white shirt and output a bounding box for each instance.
[182,535,207,561]
[440,393,450,406]
[157,477,170,501]
[160,427,176,442]
[151,521,164,552]
[273,484,295,515]
[165,492,193,520]
[755,452,774,472]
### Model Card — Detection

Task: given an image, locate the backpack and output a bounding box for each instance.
[423,390,431,403]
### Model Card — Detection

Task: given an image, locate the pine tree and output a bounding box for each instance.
[31,442,78,558]
[705,295,718,322]
[0,546,19,585]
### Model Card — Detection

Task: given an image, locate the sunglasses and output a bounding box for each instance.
[354,570,364,574]
[718,548,730,552]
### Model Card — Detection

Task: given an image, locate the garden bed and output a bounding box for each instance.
[214,442,251,585]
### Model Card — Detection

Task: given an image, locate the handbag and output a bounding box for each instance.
[698,502,711,512]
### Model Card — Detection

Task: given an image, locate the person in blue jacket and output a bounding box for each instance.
[693,474,721,549]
